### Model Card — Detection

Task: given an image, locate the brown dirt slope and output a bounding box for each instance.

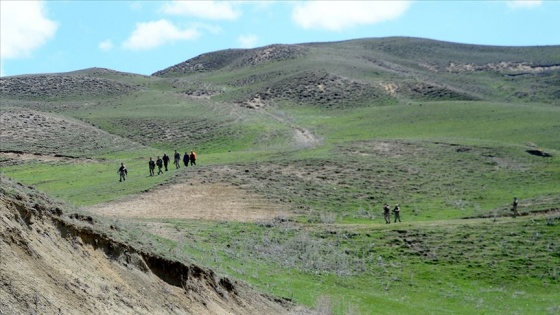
[0,176,309,315]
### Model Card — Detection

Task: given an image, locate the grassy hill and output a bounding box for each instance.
[1,37,559,314]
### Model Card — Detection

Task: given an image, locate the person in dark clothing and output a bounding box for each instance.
[118,163,127,182]
[511,197,520,217]
[393,204,401,223]
[156,156,164,175]
[162,154,170,171]
[189,150,196,166]
[148,157,155,176]
[174,150,181,169]
[183,151,189,167]
[383,203,391,224]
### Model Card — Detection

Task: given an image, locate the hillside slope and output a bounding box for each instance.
[0,107,146,157]
[2,37,559,107]
[152,37,560,106]
[0,71,142,100]
[0,176,308,315]
[1,37,559,153]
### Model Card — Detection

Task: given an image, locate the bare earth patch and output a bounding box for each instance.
[86,183,288,222]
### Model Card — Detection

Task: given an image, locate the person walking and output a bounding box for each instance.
[117,163,127,182]
[383,203,391,224]
[148,157,155,176]
[156,156,164,175]
[183,151,190,167]
[393,204,401,223]
[162,153,170,171]
[174,150,181,169]
[189,150,197,166]
[511,197,520,218]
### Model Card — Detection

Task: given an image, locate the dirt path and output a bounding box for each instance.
[292,126,321,149]
[86,183,289,222]
[260,109,322,149]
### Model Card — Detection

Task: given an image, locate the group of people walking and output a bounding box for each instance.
[383,203,401,224]
[117,150,197,181]
[149,150,197,176]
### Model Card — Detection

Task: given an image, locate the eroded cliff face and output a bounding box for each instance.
[0,176,305,315]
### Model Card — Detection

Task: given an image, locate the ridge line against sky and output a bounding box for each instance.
[1,0,559,77]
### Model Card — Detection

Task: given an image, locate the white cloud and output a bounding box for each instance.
[161,1,241,20]
[191,22,222,35]
[507,0,542,9]
[99,40,114,52]
[0,1,58,59]
[238,34,259,48]
[122,19,200,50]
[292,1,411,31]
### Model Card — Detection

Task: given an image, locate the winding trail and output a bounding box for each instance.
[263,109,322,149]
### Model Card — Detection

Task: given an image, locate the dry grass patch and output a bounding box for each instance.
[86,183,289,222]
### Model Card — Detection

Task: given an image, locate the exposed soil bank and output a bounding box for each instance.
[0,176,309,315]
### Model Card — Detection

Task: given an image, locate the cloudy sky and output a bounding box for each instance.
[1,0,558,77]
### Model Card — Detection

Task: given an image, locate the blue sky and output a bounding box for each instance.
[1,0,559,77]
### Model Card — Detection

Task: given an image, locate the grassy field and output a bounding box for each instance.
[95,213,559,314]
[1,37,559,314]
[3,97,558,313]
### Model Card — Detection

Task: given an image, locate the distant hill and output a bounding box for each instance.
[2,36,559,154]
[0,68,144,101]
[151,37,560,106]
[2,37,559,106]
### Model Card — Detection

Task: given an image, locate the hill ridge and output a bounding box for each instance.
[2,37,559,104]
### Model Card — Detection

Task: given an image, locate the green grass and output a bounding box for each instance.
[284,101,560,150]
[0,154,174,206]
[120,214,559,315]
[3,95,558,314]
